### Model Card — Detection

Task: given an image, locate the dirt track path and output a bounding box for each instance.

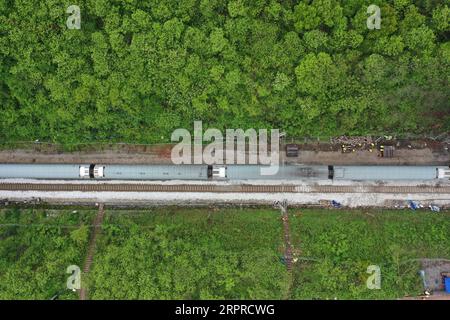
[281,208,293,271]
[274,200,296,299]
[79,203,105,300]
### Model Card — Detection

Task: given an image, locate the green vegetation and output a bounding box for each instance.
[0,1,449,144]
[0,208,95,299]
[290,209,450,299]
[88,208,289,299]
[0,206,449,299]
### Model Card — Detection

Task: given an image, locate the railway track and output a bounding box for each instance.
[0,183,295,193]
[295,185,450,194]
[0,183,450,193]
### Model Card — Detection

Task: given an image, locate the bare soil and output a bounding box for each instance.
[0,138,448,165]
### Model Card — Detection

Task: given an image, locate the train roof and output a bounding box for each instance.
[0,164,81,179]
[333,165,442,180]
[103,165,208,180]
[225,165,329,180]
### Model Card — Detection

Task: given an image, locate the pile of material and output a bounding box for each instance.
[331,136,376,153]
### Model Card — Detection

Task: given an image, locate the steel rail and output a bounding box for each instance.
[0,183,449,193]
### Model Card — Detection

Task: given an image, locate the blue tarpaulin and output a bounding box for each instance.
[445,277,450,294]
[408,200,419,210]
[331,200,342,208]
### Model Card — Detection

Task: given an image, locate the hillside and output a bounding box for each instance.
[0,0,449,144]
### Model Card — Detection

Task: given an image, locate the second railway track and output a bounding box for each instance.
[0,183,449,194]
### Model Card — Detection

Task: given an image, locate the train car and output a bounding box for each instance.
[98,164,209,180]
[0,164,210,180]
[0,164,82,179]
[0,163,448,181]
[225,165,329,180]
[332,165,449,181]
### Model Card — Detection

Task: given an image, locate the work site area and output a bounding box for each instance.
[1,134,449,165]
[1,134,449,302]
[0,134,449,209]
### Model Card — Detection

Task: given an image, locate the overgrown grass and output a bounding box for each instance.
[0,208,95,300]
[88,208,289,299]
[289,209,450,299]
[0,207,448,300]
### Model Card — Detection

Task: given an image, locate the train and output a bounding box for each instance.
[0,164,449,181]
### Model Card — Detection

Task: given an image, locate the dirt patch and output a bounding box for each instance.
[0,136,448,165]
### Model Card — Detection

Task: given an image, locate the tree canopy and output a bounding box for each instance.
[0,0,449,144]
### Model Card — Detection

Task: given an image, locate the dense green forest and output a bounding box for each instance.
[1,207,449,299]
[0,1,448,144]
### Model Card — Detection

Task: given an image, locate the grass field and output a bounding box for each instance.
[289,209,450,299]
[0,206,448,300]
[88,208,289,299]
